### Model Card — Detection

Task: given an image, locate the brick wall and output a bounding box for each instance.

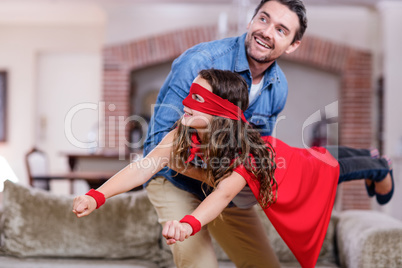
[102,26,373,210]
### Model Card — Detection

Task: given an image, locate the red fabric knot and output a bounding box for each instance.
[185,133,203,163]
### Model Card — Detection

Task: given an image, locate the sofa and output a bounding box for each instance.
[0,180,401,268]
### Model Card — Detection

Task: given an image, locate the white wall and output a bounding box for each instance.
[378,1,402,219]
[100,3,381,52]
[37,53,102,171]
[379,1,402,157]
[306,5,380,52]
[101,3,250,45]
[0,2,105,186]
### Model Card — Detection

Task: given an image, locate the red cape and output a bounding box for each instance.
[234,136,339,268]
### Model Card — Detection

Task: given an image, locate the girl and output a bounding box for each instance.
[73,69,393,268]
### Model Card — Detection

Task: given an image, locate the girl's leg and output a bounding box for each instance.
[326,145,373,160]
[325,145,388,183]
[327,145,394,204]
[337,156,389,184]
[335,153,394,205]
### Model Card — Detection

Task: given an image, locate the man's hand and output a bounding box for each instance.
[162,220,193,245]
[72,195,97,218]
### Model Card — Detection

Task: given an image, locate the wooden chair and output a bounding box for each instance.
[25,147,50,190]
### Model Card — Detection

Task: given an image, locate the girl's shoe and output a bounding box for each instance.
[376,170,394,205]
[365,148,381,196]
[365,155,394,204]
[365,180,375,197]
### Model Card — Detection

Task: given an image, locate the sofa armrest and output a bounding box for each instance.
[336,210,402,268]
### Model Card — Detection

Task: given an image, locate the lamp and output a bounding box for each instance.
[0,155,18,192]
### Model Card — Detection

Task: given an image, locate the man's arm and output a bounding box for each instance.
[162,171,247,244]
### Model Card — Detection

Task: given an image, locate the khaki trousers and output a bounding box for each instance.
[146,176,280,268]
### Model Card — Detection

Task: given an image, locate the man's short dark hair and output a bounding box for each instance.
[253,0,307,44]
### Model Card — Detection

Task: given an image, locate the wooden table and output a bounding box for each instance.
[63,152,132,172]
[47,151,141,193]
[33,171,117,194]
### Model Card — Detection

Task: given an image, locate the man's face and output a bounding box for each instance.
[245,0,301,65]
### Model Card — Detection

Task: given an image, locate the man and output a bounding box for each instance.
[143,0,307,267]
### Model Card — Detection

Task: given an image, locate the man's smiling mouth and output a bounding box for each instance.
[255,37,272,49]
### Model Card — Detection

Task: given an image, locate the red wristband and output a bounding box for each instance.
[180,215,201,236]
[85,189,105,209]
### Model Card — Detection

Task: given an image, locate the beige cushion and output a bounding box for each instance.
[337,210,402,268]
[0,181,171,266]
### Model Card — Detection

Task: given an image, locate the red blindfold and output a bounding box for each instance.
[182,83,248,123]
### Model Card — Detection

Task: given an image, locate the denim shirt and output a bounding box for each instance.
[143,33,288,200]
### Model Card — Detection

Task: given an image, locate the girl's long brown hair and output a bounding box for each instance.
[172,69,277,208]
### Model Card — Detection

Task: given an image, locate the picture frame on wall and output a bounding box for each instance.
[0,71,7,142]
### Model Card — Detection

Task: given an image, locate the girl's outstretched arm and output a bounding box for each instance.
[72,129,177,218]
[162,171,247,244]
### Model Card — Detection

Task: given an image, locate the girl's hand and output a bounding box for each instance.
[162,220,193,245]
[72,195,97,218]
